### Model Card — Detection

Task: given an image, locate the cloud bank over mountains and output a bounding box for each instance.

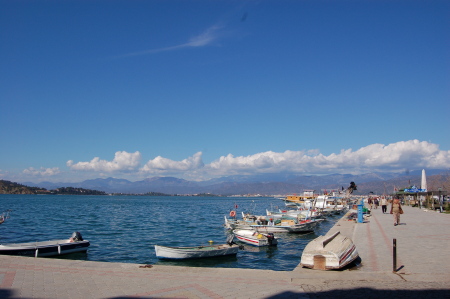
[6,140,449,183]
[67,140,450,179]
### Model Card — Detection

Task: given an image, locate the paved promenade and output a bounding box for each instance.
[1,205,449,298]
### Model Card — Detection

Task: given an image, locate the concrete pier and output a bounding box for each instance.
[1,205,449,298]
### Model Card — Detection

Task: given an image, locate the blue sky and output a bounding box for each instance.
[1,0,449,183]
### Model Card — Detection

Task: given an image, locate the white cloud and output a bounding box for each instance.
[205,140,450,176]
[61,140,450,181]
[207,150,304,174]
[116,24,223,57]
[140,152,204,174]
[23,167,61,177]
[185,25,222,47]
[67,151,141,172]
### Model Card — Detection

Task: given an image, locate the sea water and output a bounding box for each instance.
[0,195,339,271]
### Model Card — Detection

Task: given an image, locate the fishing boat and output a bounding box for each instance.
[266,208,323,220]
[283,190,316,208]
[0,232,90,257]
[154,243,240,260]
[225,215,322,233]
[314,195,344,215]
[300,231,359,270]
[233,229,278,246]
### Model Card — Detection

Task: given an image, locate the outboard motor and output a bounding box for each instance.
[71,231,83,242]
[226,234,235,246]
[267,233,275,245]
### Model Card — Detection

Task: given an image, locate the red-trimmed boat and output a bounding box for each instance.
[233,229,278,246]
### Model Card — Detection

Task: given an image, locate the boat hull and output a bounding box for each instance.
[154,244,239,260]
[233,230,278,247]
[225,216,322,233]
[251,220,318,233]
[0,239,90,257]
[300,231,359,270]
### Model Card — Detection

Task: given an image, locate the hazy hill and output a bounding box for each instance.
[23,169,449,195]
[0,180,47,194]
[0,180,106,195]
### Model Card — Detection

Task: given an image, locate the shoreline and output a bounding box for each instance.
[1,205,449,298]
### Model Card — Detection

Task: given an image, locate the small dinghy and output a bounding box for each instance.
[155,235,240,260]
[300,231,359,270]
[233,229,278,247]
[154,243,240,260]
[0,232,90,257]
[0,209,12,225]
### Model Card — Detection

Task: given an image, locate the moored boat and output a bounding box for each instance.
[154,243,240,260]
[0,209,12,225]
[0,232,90,257]
[233,229,278,246]
[266,208,324,220]
[225,215,322,233]
[300,231,359,270]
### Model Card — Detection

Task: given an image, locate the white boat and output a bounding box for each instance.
[283,192,316,209]
[0,232,90,257]
[154,243,240,260]
[300,231,359,270]
[225,215,322,233]
[266,208,323,220]
[233,229,278,246]
[0,209,11,225]
[313,195,335,214]
[314,195,348,215]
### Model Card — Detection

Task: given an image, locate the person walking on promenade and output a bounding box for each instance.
[374,197,379,209]
[368,197,373,210]
[390,197,403,226]
[380,197,388,214]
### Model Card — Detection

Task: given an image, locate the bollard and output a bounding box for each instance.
[393,238,397,272]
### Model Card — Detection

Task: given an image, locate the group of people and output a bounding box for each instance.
[368,196,404,226]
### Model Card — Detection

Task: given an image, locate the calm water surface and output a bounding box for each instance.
[0,195,340,271]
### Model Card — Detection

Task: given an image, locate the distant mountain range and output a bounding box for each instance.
[24,169,449,195]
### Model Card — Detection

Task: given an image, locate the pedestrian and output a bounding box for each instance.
[380,197,388,214]
[374,198,379,209]
[390,197,404,226]
[368,197,373,210]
